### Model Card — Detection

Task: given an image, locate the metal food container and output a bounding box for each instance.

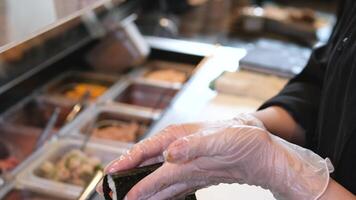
[0,124,41,175]
[42,71,120,102]
[2,96,77,132]
[70,104,157,145]
[17,139,128,199]
[85,15,150,73]
[113,80,179,111]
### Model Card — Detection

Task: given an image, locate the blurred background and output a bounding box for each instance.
[136,0,338,76]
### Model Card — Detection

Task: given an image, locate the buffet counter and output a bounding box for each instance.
[0,1,287,199]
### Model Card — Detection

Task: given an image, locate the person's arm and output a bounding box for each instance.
[250,39,335,149]
[253,106,305,146]
[320,179,356,200]
[253,0,346,148]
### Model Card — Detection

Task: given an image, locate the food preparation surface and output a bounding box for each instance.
[0,48,202,186]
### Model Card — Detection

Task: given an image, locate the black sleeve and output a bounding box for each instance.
[259,1,346,145]
[259,45,328,132]
[258,45,333,146]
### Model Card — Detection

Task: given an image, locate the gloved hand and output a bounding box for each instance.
[97,114,263,194]
[102,113,264,173]
[99,115,333,200]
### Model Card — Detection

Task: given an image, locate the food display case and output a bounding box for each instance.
[0,0,248,199]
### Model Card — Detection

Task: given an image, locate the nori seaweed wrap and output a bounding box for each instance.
[102,162,196,200]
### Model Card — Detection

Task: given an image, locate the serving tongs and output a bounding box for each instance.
[80,114,99,152]
[65,91,91,125]
[77,170,104,200]
[35,91,91,150]
[35,107,61,150]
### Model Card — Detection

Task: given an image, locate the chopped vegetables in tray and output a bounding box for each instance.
[37,149,102,186]
[145,69,188,84]
[64,83,107,100]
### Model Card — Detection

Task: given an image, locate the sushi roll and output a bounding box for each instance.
[102,162,196,200]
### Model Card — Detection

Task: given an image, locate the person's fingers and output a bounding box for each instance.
[104,154,129,174]
[125,162,197,200]
[104,138,165,173]
[104,124,191,174]
[166,125,266,164]
[165,133,216,163]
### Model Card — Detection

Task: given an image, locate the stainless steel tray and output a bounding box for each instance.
[67,104,159,145]
[0,124,41,176]
[105,79,180,113]
[2,95,80,132]
[16,138,128,199]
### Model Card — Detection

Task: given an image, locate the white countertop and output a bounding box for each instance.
[193,93,276,200]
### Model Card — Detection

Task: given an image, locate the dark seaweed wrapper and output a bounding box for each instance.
[103,162,196,200]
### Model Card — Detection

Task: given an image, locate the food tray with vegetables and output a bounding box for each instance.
[16,138,128,199]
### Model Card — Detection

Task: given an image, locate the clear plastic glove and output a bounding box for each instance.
[103,114,264,174]
[99,115,333,200]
